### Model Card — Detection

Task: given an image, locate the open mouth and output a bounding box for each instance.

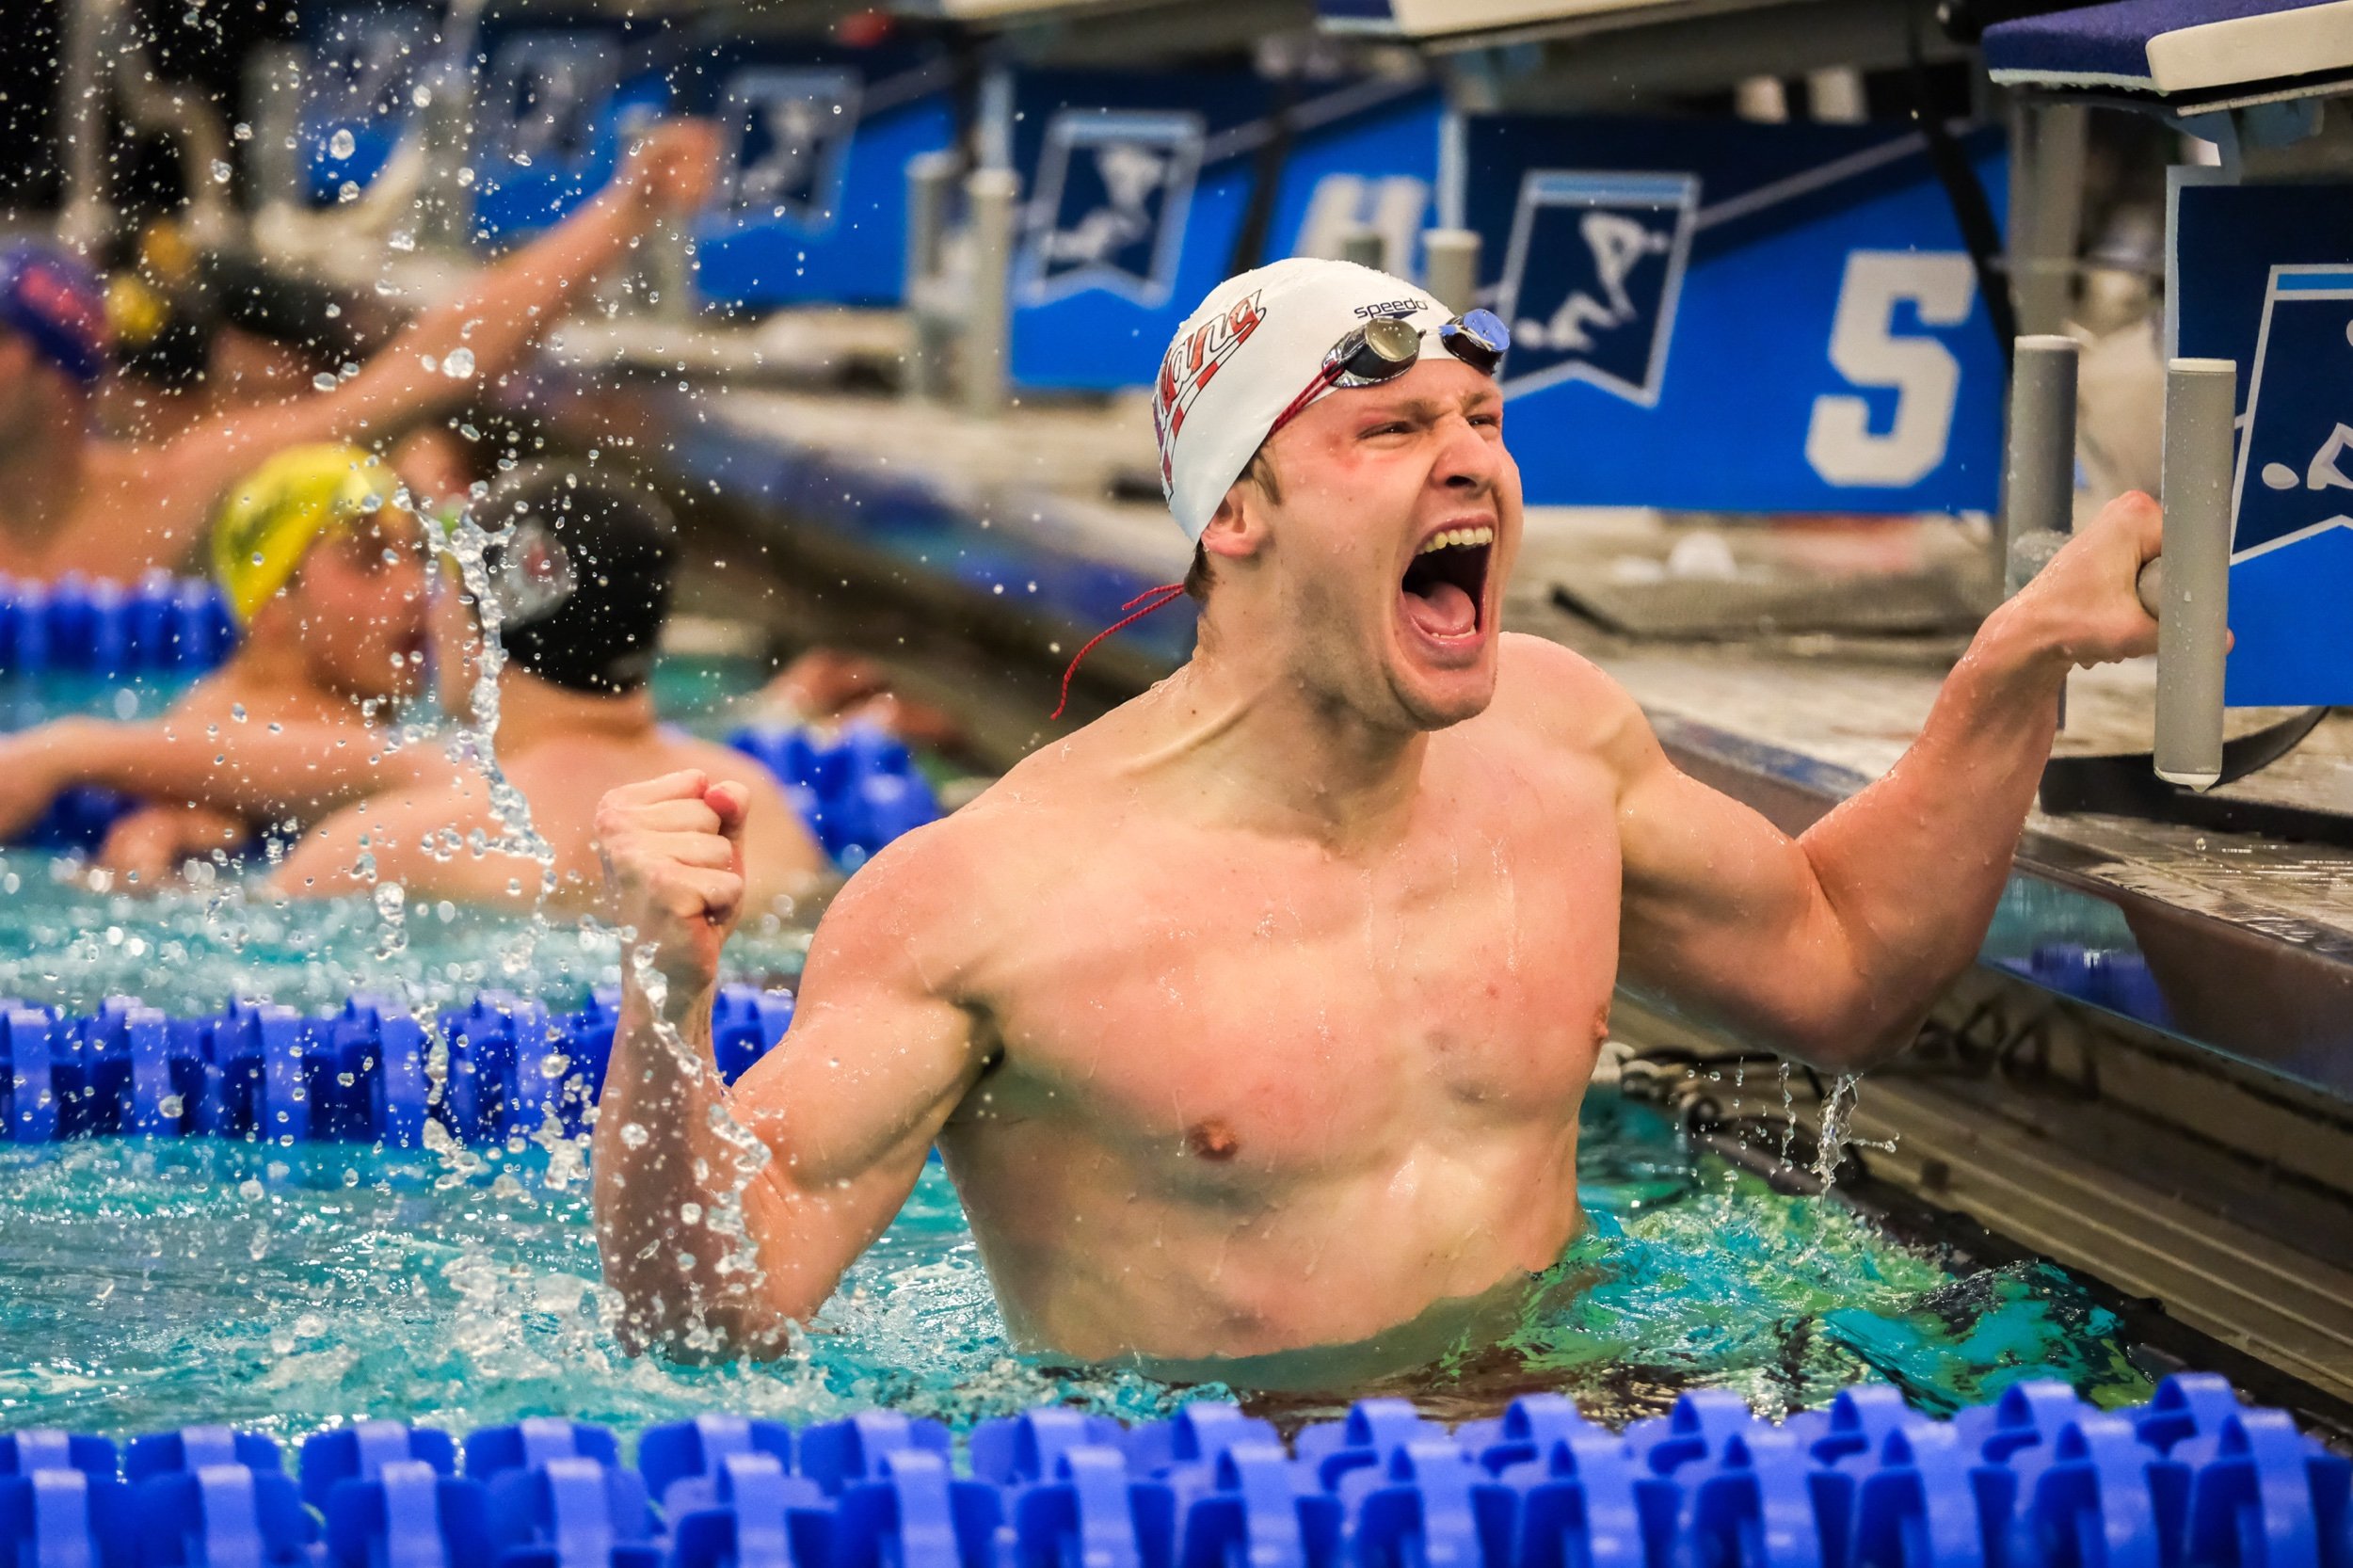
[1399,525,1494,642]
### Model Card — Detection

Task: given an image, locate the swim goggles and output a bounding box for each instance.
[1266,308,1511,439]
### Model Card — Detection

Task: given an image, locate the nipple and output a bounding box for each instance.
[1185,1119,1240,1162]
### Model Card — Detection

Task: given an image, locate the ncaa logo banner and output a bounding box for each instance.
[300,6,429,205]
[1019,111,1207,310]
[724,69,860,228]
[469,16,673,244]
[2169,179,2353,706]
[686,44,954,311]
[1455,115,2008,515]
[1002,68,1442,392]
[1498,171,1699,405]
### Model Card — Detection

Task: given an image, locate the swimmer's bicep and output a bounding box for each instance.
[736,867,984,1188]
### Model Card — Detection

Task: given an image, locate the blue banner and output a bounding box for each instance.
[298,7,429,205]
[1001,70,1443,391]
[2169,180,2353,705]
[467,16,673,245]
[1456,115,2008,515]
[687,45,955,311]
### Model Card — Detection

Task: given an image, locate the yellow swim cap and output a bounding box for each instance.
[211,443,387,622]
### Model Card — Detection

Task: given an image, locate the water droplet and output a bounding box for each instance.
[619,1123,649,1149]
[210,160,232,184]
[389,230,416,254]
[411,85,432,108]
[328,128,356,160]
[441,347,476,380]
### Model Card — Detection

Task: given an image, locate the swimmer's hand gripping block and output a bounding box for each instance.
[0,985,792,1149]
[2003,337,2234,792]
[1,1375,2345,1568]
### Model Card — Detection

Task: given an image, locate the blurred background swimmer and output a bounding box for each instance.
[0,117,717,584]
[0,460,825,908]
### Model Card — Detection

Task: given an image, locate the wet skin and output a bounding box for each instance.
[593,356,2167,1382]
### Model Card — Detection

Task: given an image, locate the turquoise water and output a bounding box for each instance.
[0,659,2153,1438]
[0,1090,2150,1440]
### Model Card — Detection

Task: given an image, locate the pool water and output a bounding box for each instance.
[0,656,2151,1440]
[0,1088,2150,1440]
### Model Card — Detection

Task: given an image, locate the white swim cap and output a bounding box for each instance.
[1152,257,1451,542]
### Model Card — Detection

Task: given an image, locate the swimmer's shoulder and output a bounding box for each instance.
[1491,632,1650,755]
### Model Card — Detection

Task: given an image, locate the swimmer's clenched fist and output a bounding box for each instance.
[2005,489,2165,668]
[594,770,750,1001]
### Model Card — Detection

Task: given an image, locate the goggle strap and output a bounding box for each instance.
[1049,582,1190,722]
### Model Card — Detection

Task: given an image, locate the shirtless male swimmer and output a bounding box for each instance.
[592,259,2164,1384]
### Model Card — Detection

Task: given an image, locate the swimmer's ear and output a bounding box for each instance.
[1200,485,1268,566]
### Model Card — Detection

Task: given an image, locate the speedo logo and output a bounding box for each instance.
[1152,290,1266,481]
[1353,297,1430,318]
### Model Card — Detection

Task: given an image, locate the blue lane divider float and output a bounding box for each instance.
[0,984,792,1148]
[0,1377,2345,1568]
[0,573,237,682]
[9,721,941,870]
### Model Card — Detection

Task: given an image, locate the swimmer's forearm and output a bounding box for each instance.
[58,719,445,821]
[1791,600,2066,1059]
[592,982,811,1360]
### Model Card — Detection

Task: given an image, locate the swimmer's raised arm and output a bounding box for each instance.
[1603,492,2163,1070]
[69,120,719,579]
[591,771,982,1361]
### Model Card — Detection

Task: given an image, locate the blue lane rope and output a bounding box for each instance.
[0,1375,2345,1568]
[0,985,796,1147]
[0,574,237,681]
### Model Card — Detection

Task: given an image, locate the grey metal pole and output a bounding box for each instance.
[2153,358,2235,791]
[2002,335,2079,598]
[904,152,958,403]
[1422,229,1480,314]
[1339,226,1385,269]
[964,168,1017,418]
[243,44,308,213]
[56,0,120,252]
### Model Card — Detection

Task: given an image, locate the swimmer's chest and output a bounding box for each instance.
[978,798,1619,1176]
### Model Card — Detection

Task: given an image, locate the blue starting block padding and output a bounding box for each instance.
[680,37,956,312]
[1983,0,2353,98]
[0,983,793,1149]
[12,1378,2341,1568]
[1000,65,1444,392]
[0,574,235,680]
[1451,114,2008,516]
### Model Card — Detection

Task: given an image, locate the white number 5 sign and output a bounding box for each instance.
[1805,251,1977,488]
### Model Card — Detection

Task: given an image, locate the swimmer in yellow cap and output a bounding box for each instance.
[0,454,824,906]
[0,441,432,877]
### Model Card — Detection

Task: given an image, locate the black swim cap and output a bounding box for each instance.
[475,464,678,696]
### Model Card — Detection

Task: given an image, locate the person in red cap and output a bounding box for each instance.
[0,119,715,584]
[591,258,2164,1383]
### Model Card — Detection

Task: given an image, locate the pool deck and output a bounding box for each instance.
[521,312,2353,1108]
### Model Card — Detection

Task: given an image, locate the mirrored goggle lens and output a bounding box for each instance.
[1439,309,1510,374]
[1334,314,1424,386]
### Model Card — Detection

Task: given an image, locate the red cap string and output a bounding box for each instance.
[1049,582,1189,722]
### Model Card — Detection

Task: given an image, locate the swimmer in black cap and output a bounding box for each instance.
[0,119,717,583]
